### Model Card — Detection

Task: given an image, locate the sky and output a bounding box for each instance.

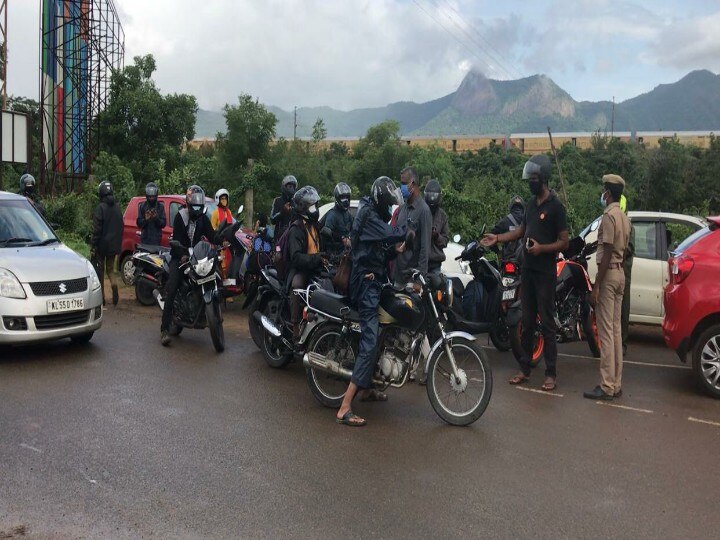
[5,0,720,112]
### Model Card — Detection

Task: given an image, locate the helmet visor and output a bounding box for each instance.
[425,192,440,206]
[146,185,159,197]
[522,161,543,180]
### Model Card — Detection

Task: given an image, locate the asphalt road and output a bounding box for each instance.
[1,297,719,538]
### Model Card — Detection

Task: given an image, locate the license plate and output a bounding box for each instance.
[196,275,216,285]
[502,289,516,301]
[47,297,85,313]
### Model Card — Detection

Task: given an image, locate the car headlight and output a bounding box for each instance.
[194,257,214,277]
[0,268,27,299]
[86,260,101,291]
[459,260,472,275]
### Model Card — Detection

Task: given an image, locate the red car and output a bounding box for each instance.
[119,195,217,285]
[663,216,720,398]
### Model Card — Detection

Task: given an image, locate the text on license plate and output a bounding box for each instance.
[47,297,85,313]
[196,275,216,285]
[502,289,516,301]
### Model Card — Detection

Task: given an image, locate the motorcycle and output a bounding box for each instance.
[299,271,493,426]
[155,237,228,352]
[507,236,600,366]
[132,244,171,306]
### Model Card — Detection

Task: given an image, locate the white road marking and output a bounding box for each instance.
[79,469,98,485]
[595,401,653,414]
[688,416,720,428]
[515,386,564,398]
[19,443,42,453]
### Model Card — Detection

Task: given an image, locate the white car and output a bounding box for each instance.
[0,191,103,345]
[319,201,470,283]
[581,211,705,325]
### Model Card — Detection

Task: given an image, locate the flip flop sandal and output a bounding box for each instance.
[508,374,529,385]
[360,389,388,402]
[541,378,557,391]
[336,411,366,427]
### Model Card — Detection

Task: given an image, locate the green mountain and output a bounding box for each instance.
[195,70,720,138]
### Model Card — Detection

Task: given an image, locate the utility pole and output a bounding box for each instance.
[1,0,8,110]
[546,127,570,209]
[293,106,297,140]
[611,96,615,137]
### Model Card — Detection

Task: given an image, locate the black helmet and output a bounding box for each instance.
[293,186,320,222]
[187,185,206,220]
[424,178,442,211]
[282,175,298,199]
[371,176,400,222]
[19,173,36,194]
[98,181,113,198]
[522,154,552,183]
[146,182,159,203]
[334,182,351,210]
[508,195,525,213]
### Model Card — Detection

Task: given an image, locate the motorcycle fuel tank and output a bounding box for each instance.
[378,289,425,332]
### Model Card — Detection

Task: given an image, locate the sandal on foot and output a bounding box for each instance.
[541,377,557,391]
[360,389,388,402]
[336,411,366,427]
[508,373,529,385]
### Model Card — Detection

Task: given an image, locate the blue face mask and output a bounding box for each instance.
[599,191,608,208]
[400,183,411,201]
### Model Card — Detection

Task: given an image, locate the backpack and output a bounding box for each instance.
[273,218,302,281]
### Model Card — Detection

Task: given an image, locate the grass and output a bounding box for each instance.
[59,232,91,259]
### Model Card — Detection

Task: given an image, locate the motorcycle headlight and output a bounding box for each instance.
[86,260,101,291]
[434,279,454,307]
[459,260,472,275]
[193,257,214,277]
[0,268,26,299]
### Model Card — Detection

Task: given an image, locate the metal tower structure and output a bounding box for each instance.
[1,0,7,110]
[40,0,124,193]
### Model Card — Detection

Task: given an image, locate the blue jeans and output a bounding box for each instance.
[351,277,382,389]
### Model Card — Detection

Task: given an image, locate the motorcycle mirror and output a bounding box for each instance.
[453,234,461,243]
[237,205,244,216]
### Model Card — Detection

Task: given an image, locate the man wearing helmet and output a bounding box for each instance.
[18,173,46,217]
[211,188,234,230]
[270,175,298,239]
[482,154,569,392]
[320,182,353,255]
[491,195,526,261]
[335,176,410,427]
[160,185,233,345]
[91,181,124,306]
[424,179,449,274]
[137,182,166,245]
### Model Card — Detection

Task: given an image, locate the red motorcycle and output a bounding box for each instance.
[507,237,600,366]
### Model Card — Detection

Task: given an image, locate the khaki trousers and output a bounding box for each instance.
[597,268,625,395]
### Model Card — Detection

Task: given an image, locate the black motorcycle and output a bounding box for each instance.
[157,238,226,353]
[301,271,493,426]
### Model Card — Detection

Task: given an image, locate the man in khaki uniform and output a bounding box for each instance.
[584,174,631,400]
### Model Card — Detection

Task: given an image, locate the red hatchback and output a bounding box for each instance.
[119,195,217,285]
[663,216,720,398]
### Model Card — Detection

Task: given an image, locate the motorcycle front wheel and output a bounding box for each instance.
[135,277,157,306]
[489,320,511,352]
[426,337,493,426]
[206,301,225,353]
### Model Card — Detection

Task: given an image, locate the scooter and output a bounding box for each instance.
[132,244,171,306]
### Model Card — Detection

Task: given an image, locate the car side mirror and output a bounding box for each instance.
[453,234,461,243]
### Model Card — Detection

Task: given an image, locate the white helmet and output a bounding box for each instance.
[214,188,230,205]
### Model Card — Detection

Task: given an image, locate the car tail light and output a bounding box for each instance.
[504,262,517,274]
[670,255,694,284]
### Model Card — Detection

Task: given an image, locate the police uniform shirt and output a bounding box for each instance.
[522,193,568,274]
[596,202,630,265]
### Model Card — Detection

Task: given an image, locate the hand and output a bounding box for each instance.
[145,210,153,220]
[526,238,543,256]
[589,288,599,308]
[405,230,416,245]
[342,237,351,249]
[481,234,498,247]
[180,255,189,264]
[283,202,292,214]
[395,242,406,254]
[432,228,439,241]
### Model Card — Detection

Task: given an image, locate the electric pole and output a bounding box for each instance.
[293,106,297,140]
[611,96,615,137]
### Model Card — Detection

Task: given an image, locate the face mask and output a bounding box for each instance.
[529,180,542,196]
[400,183,411,201]
[25,186,35,195]
[600,191,608,208]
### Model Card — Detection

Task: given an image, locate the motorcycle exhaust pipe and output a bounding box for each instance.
[253,310,282,338]
[303,351,353,380]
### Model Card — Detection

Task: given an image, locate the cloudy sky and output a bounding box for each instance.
[6,0,720,111]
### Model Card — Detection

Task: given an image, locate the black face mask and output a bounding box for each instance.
[529,180,543,196]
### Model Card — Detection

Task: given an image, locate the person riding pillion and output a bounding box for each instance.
[91,181,124,307]
[211,188,234,230]
[424,179,449,274]
[18,174,46,217]
[491,195,525,261]
[335,176,410,427]
[320,182,353,255]
[137,182,166,245]
[286,186,325,342]
[160,185,237,346]
[271,175,298,240]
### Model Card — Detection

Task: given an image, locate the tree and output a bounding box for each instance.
[97,54,198,186]
[312,117,327,143]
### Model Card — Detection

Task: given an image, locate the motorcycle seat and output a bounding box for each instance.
[136,243,168,254]
[310,289,360,321]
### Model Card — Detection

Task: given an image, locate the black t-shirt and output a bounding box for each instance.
[522,193,567,274]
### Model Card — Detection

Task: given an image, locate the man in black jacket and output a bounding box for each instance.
[424,179,449,274]
[491,195,525,261]
[320,182,353,256]
[18,174,46,217]
[270,175,298,240]
[91,181,124,306]
[286,186,324,341]
[136,182,166,245]
[160,185,233,345]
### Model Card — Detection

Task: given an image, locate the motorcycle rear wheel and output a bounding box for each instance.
[426,336,493,426]
[510,320,544,368]
[305,324,357,408]
[582,308,601,358]
[135,277,156,306]
[206,301,225,353]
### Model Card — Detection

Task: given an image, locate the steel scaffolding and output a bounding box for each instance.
[40,0,124,193]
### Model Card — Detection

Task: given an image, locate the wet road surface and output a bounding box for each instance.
[1,299,719,538]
